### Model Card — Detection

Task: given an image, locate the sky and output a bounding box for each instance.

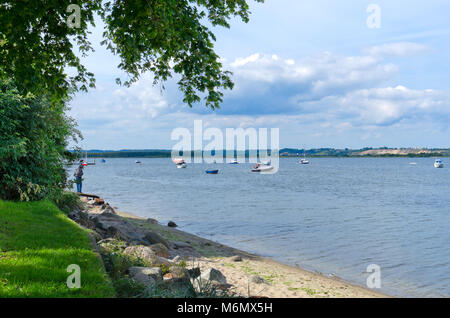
[69,0,450,150]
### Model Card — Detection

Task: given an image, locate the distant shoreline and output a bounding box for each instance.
[75,147,450,159]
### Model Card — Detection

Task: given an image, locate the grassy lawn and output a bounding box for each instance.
[0,200,115,297]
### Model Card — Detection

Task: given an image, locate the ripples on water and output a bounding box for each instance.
[75,157,450,297]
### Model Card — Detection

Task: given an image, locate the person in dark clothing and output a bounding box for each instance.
[74,163,84,193]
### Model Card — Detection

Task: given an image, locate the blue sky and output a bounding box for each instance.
[69,0,450,150]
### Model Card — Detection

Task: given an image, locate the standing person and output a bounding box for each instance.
[74,163,84,193]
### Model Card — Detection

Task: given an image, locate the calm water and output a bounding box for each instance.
[73,158,450,297]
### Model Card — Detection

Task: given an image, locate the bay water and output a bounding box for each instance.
[73,157,450,297]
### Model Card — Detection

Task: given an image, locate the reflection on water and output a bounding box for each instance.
[73,157,450,297]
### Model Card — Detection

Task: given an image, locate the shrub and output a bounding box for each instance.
[48,191,84,214]
[0,73,80,201]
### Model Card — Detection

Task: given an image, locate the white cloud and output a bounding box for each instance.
[227,51,398,100]
[309,85,450,126]
[230,53,261,67]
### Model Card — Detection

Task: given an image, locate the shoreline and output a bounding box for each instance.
[106,204,390,298]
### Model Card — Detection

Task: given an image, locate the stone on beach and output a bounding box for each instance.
[98,238,127,252]
[146,218,158,224]
[249,275,268,285]
[148,243,169,258]
[129,266,163,283]
[124,245,171,266]
[199,268,227,284]
[191,267,230,292]
[144,231,169,248]
[87,198,105,206]
[95,198,105,205]
[171,241,192,249]
[68,209,96,230]
[100,203,116,214]
[229,255,243,262]
[92,212,147,244]
[163,272,181,282]
[168,221,177,228]
[128,267,156,289]
[162,266,189,283]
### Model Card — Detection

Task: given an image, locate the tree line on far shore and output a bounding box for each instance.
[82,148,450,159]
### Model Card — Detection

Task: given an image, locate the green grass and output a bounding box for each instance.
[0,200,115,297]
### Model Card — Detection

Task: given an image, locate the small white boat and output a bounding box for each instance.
[299,153,310,164]
[409,162,417,165]
[135,160,142,164]
[251,163,274,172]
[299,159,310,164]
[176,162,187,169]
[434,159,444,168]
[173,158,185,165]
[229,159,239,164]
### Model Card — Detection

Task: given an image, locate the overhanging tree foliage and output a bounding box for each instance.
[0,73,80,201]
[0,0,263,108]
[0,0,262,201]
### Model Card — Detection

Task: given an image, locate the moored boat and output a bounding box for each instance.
[173,158,185,165]
[205,169,219,174]
[434,159,444,168]
[299,153,310,164]
[251,163,274,172]
[299,159,310,164]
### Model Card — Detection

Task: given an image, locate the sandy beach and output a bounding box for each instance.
[87,202,389,298]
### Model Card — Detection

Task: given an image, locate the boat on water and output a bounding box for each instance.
[101,159,106,163]
[251,163,274,172]
[135,160,142,164]
[229,159,239,164]
[300,159,310,164]
[299,153,310,164]
[83,152,95,165]
[173,158,185,165]
[173,158,187,168]
[434,159,444,168]
[205,169,219,174]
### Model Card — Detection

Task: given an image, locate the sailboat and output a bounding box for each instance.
[84,152,96,165]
